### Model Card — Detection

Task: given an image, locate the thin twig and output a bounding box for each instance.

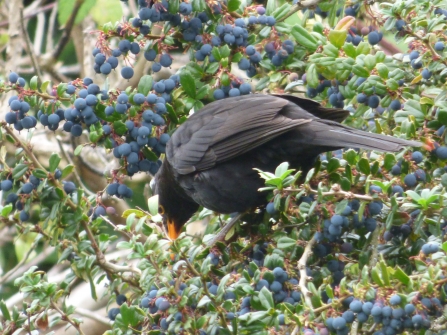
[0,239,43,285]
[51,300,86,335]
[0,3,56,28]
[19,6,43,78]
[284,185,374,201]
[55,136,96,197]
[350,320,359,335]
[0,245,55,285]
[298,234,316,308]
[278,0,323,22]
[74,307,111,326]
[206,213,243,247]
[368,222,381,268]
[81,219,141,276]
[52,0,85,60]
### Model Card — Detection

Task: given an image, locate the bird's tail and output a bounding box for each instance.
[301,120,422,152]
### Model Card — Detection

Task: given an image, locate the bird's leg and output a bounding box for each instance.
[206,213,244,246]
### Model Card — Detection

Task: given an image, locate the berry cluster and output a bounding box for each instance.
[324,294,439,335]
[213,81,252,100]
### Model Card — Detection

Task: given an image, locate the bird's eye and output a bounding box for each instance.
[158,205,165,215]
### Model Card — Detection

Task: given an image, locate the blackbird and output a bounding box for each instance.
[154,94,421,239]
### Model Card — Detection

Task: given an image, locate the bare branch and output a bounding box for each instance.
[298,234,316,308]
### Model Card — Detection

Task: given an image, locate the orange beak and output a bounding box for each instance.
[167,218,181,240]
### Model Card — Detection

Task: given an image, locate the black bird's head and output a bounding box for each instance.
[152,160,199,239]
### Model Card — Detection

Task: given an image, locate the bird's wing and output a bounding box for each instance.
[167,95,311,174]
[272,93,350,122]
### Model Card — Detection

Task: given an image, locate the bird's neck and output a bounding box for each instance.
[158,159,199,223]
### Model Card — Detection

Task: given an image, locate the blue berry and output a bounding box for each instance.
[435,41,445,51]
[152,62,162,72]
[229,88,240,97]
[404,173,417,187]
[64,181,76,194]
[409,50,420,60]
[422,68,432,79]
[108,308,120,320]
[389,294,401,306]
[266,202,277,214]
[9,72,19,83]
[357,93,367,103]
[121,66,134,79]
[368,201,382,215]
[160,53,172,67]
[421,243,439,254]
[179,2,192,15]
[391,164,401,175]
[368,95,380,108]
[367,31,380,45]
[389,99,401,111]
[411,59,422,69]
[349,300,363,313]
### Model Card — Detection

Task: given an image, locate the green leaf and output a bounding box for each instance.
[371,267,384,287]
[328,30,347,49]
[198,295,211,307]
[356,41,371,55]
[393,266,410,286]
[61,165,74,179]
[343,43,356,58]
[364,54,376,71]
[259,26,272,38]
[357,158,370,175]
[196,84,210,100]
[352,64,370,78]
[291,25,318,52]
[49,153,61,173]
[220,45,231,58]
[30,76,38,90]
[168,0,179,13]
[275,162,289,177]
[258,286,274,310]
[1,204,13,217]
[74,145,83,156]
[227,0,241,11]
[306,64,319,88]
[12,163,28,179]
[206,62,220,74]
[380,260,390,286]
[376,63,389,79]
[142,147,159,161]
[272,3,291,20]
[113,121,127,136]
[148,195,159,216]
[277,237,296,249]
[383,153,396,171]
[180,72,196,99]
[335,199,349,215]
[0,300,10,321]
[137,75,153,96]
[217,273,231,296]
[406,190,422,202]
[327,158,340,174]
[211,47,222,61]
[340,177,351,191]
[32,169,48,179]
[344,149,358,165]
[40,80,50,93]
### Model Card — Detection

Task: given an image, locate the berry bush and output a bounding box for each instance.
[1,0,447,335]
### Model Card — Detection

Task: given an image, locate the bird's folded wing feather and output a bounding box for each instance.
[167,95,311,174]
